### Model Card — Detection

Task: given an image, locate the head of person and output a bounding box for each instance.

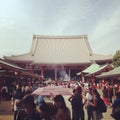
[53,94,66,109]
[40,101,57,119]
[22,94,35,111]
[73,88,77,94]
[16,100,22,108]
[76,86,82,94]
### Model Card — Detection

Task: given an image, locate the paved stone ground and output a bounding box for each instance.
[0,100,13,120]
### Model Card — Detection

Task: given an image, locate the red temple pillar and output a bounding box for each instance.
[68,68,71,80]
[91,76,95,88]
[41,69,44,78]
[55,68,57,81]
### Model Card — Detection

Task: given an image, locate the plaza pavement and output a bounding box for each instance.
[0,100,13,120]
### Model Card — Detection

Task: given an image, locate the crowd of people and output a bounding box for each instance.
[1,80,120,120]
[12,86,71,120]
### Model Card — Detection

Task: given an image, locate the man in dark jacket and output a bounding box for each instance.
[71,86,85,120]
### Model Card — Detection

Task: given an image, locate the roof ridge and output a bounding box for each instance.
[33,34,88,39]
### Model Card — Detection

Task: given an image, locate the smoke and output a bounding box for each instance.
[58,66,69,81]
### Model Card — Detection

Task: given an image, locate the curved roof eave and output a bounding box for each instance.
[82,63,100,73]
[85,64,110,77]
[0,59,26,71]
[96,73,120,78]
[91,53,112,60]
[96,66,120,78]
[4,52,34,63]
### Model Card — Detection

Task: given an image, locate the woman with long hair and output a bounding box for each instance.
[89,89,103,120]
[53,94,71,120]
[16,94,41,120]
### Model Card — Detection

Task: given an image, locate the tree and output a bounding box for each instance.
[112,50,120,67]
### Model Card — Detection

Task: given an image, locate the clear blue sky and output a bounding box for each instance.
[0,0,120,58]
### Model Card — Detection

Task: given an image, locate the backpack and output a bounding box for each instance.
[111,103,120,119]
[97,96,107,113]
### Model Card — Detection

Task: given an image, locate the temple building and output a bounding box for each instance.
[4,35,112,81]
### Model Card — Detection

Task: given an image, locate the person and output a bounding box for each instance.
[1,85,8,100]
[68,88,77,120]
[53,94,71,120]
[85,88,93,120]
[14,100,24,120]
[102,86,110,107]
[89,89,103,120]
[108,85,114,105]
[12,87,24,120]
[37,95,44,108]
[111,91,120,120]
[39,101,56,120]
[71,86,86,120]
[68,88,76,102]
[17,94,41,120]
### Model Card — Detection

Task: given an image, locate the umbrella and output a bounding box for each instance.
[32,86,72,96]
